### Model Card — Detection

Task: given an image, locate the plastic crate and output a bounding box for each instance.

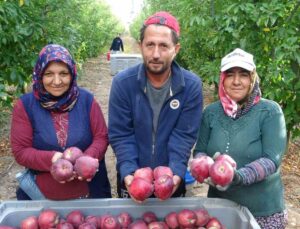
[110,53,142,75]
[0,197,260,228]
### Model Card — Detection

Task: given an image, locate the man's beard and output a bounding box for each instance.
[145,60,169,75]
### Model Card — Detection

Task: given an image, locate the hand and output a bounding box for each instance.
[124,175,143,204]
[212,151,221,160]
[204,177,230,191]
[76,158,98,182]
[194,152,207,159]
[172,175,182,195]
[51,151,63,163]
[58,172,76,184]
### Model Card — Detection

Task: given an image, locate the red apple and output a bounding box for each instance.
[85,215,98,228]
[66,210,85,228]
[117,212,132,228]
[142,211,158,224]
[177,209,197,228]
[101,215,120,229]
[63,147,83,164]
[38,209,60,229]
[51,158,74,182]
[190,156,214,183]
[206,217,222,229]
[128,177,154,201]
[209,160,234,187]
[78,222,96,229]
[214,154,237,169]
[20,216,38,229]
[134,167,153,183]
[194,152,207,158]
[164,212,179,229]
[128,220,148,229]
[154,174,174,200]
[148,221,168,229]
[56,222,74,229]
[153,166,173,180]
[193,208,210,226]
[74,155,99,180]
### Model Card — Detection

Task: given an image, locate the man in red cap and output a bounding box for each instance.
[108,11,203,201]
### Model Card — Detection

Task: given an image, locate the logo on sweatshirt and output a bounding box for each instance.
[170,99,180,109]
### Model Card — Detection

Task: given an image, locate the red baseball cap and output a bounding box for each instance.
[144,11,180,36]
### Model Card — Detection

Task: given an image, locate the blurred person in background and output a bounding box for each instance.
[110,33,124,53]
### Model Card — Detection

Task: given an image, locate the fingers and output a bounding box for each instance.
[204,177,215,187]
[51,152,63,163]
[124,175,134,188]
[216,184,229,191]
[131,196,143,204]
[212,151,221,160]
[124,175,144,203]
[171,175,181,194]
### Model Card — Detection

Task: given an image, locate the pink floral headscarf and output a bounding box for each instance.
[32,44,79,112]
[219,71,261,119]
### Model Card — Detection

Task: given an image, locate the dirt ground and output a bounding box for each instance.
[0,36,299,228]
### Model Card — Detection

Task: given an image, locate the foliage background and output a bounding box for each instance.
[0,0,299,140]
[130,0,300,140]
[0,0,123,107]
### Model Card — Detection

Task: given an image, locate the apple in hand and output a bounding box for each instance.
[128,177,154,201]
[74,155,99,180]
[63,147,83,164]
[190,156,214,183]
[153,166,173,180]
[51,158,74,182]
[154,174,174,200]
[134,167,153,183]
[214,154,237,169]
[209,160,234,187]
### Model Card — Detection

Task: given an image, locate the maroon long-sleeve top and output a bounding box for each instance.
[10,98,108,199]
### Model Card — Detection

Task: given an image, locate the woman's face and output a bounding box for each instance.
[42,62,72,97]
[224,67,251,103]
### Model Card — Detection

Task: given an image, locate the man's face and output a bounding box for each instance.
[140,24,180,76]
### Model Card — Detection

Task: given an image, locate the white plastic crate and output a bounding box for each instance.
[110,53,142,75]
[0,197,260,228]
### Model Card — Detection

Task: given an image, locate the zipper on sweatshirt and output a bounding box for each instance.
[143,86,156,162]
[152,143,155,155]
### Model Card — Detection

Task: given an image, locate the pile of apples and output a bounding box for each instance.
[129,166,174,201]
[0,207,226,229]
[190,153,236,187]
[51,147,99,182]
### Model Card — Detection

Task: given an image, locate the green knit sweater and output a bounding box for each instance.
[194,98,287,217]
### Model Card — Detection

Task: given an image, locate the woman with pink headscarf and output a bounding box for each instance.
[193,48,287,228]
